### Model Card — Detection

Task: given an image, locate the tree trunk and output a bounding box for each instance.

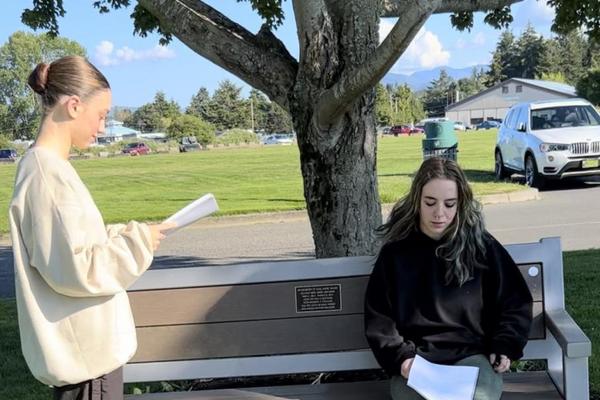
[293,99,382,258]
[291,1,382,257]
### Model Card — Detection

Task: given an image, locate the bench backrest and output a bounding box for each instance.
[124,237,563,383]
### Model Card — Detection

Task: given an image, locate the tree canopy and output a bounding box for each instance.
[0,31,85,139]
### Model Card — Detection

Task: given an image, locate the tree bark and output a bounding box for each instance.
[290,0,382,257]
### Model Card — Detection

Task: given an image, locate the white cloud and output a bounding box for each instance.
[94,41,175,66]
[391,28,450,73]
[472,32,486,46]
[513,0,555,32]
[456,38,466,49]
[95,41,117,66]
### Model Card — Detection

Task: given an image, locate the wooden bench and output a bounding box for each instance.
[124,237,591,399]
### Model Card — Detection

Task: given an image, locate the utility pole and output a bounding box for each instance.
[250,96,255,133]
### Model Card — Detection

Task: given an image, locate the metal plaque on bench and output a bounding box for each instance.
[295,284,342,313]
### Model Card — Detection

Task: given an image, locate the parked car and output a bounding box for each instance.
[122,142,151,156]
[494,98,600,188]
[410,126,425,134]
[262,134,293,145]
[454,121,466,131]
[389,125,412,136]
[476,120,502,130]
[179,136,201,152]
[0,148,18,162]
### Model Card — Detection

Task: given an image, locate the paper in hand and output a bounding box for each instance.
[407,355,479,400]
[163,193,219,235]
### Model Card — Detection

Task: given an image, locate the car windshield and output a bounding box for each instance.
[531,105,600,130]
[126,143,140,148]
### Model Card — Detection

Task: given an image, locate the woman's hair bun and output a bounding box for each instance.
[28,62,50,95]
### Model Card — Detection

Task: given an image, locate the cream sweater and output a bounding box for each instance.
[9,147,154,386]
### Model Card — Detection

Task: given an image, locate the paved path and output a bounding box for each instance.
[2,182,599,298]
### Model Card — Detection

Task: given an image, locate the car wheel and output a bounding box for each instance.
[525,155,545,189]
[494,150,508,180]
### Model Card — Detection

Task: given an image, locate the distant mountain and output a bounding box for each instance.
[382,65,490,91]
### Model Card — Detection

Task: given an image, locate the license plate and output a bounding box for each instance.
[583,159,599,169]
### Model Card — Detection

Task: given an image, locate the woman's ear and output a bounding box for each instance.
[65,95,82,119]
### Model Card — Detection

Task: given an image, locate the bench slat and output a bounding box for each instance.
[130,277,366,327]
[132,315,366,362]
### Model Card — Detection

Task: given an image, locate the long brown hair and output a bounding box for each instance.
[28,56,110,115]
[377,157,487,285]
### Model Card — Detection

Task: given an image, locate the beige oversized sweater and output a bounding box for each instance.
[9,147,154,386]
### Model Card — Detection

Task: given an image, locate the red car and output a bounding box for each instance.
[122,142,151,156]
[389,125,412,136]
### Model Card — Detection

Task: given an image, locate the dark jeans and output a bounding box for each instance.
[53,367,123,400]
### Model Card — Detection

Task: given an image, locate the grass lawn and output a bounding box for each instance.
[0,248,598,399]
[0,130,518,234]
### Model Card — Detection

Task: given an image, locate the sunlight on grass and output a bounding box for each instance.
[0,131,518,233]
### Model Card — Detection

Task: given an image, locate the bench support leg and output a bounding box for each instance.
[563,356,589,400]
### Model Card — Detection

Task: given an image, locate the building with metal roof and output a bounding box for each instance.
[445,78,578,127]
[97,120,140,144]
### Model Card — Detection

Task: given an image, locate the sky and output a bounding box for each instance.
[0,1,556,110]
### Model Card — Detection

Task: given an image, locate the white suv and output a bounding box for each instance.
[495,98,600,188]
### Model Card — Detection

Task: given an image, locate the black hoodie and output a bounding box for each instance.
[364,230,533,376]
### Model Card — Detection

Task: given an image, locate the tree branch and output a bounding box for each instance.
[316,1,432,126]
[138,0,298,110]
[381,0,523,17]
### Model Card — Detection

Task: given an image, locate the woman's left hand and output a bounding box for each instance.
[489,353,511,373]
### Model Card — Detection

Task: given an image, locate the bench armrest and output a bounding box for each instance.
[546,309,591,358]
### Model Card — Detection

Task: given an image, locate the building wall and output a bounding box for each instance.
[446,81,574,127]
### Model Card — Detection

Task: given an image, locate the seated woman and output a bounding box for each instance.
[364,157,533,400]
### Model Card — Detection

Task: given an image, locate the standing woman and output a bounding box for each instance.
[364,157,532,400]
[9,56,174,399]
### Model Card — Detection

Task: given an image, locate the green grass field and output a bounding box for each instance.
[1,248,598,399]
[0,130,518,234]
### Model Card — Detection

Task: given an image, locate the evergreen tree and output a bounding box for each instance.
[374,83,393,126]
[457,68,486,100]
[205,80,250,130]
[127,91,181,132]
[516,24,545,79]
[576,69,600,105]
[555,30,588,84]
[485,30,517,86]
[264,101,293,133]
[423,69,454,117]
[186,87,211,121]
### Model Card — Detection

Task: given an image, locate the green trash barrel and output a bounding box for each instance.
[422,121,458,161]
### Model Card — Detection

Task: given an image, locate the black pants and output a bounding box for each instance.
[53,368,123,400]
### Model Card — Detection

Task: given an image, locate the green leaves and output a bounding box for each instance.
[549,0,600,41]
[21,0,66,37]
[237,0,286,29]
[483,6,513,30]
